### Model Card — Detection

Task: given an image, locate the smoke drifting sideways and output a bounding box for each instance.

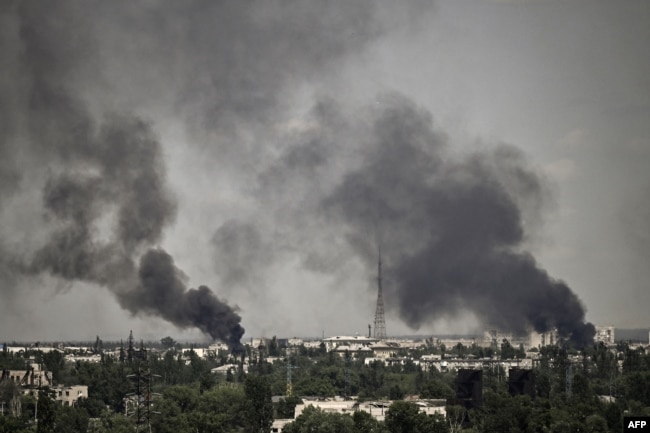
[323,96,595,347]
[129,250,245,353]
[27,117,245,352]
[0,2,244,352]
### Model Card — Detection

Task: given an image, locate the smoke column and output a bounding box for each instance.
[0,1,245,350]
[0,0,389,345]
[0,1,597,346]
[324,96,595,346]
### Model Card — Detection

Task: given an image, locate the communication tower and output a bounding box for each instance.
[373,246,387,339]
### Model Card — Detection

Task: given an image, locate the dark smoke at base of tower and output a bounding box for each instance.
[323,95,596,347]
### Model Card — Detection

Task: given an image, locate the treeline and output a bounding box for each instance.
[1,339,649,432]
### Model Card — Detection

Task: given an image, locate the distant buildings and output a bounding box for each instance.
[54,385,88,406]
[322,336,378,352]
[528,329,559,348]
[0,363,88,406]
[271,397,447,432]
[595,326,615,345]
[1,363,53,391]
[293,396,446,422]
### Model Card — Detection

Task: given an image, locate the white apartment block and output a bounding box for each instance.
[595,326,615,345]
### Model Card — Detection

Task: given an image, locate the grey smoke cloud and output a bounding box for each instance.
[0,0,246,349]
[323,95,595,346]
[211,220,272,290]
[0,1,605,346]
[0,0,411,344]
[222,92,595,345]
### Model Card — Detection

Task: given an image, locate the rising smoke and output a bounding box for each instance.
[0,1,595,347]
[0,1,245,351]
[323,95,595,346]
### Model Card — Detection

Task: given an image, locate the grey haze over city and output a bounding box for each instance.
[0,1,648,345]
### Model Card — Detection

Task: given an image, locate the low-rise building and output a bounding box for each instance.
[595,326,615,345]
[292,397,446,424]
[529,329,559,348]
[1,363,53,393]
[211,364,248,375]
[322,336,378,352]
[208,342,230,357]
[370,342,399,359]
[333,344,373,359]
[54,385,88,406]
[65,354,102,363]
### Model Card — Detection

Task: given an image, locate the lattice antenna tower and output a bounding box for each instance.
[285,349,298,397]
[126,347,160,432]
[373,245,387,339]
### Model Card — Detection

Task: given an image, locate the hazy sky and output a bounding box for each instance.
[1,0,648,343]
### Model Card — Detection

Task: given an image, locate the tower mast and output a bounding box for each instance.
[373,246,387,339]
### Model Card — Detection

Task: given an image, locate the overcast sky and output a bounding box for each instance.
[1,0,648,344]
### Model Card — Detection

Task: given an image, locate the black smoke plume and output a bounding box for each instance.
[1,0,404,345]
[127,250,245,353]
[1,1,595,346]
[0,1,245,350]
[325,96,595,347]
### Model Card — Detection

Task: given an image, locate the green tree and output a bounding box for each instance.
[54,405,89,433]
[93,336,103,354]
[500,339,517,360]
[160,336,177,350]
[268,337,280,357]
[419,378,453,399]
[163,385,199,412]
[0,414,28,433]
[352,410,388,433]
[584,414,608,433]
[150,397,193,433]
[36,388,59,433]
[454,343,466,359]
[473,391,532,433]
[623,371,650,405]
[0,380,21,417]
[193,386,247,432]
[199,371,217,394]
[98,412,139,433]
[276,395,302,419]
[603,402,623,433]
[283,406,354,433]
[590,342,616,379]
[571,373,592,400]
[76,396,106,418]
[385,401,446,433]
[244,375,273,433]
[388,384,404,400]
[42,351,65,384]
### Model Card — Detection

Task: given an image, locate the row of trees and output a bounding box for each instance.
[1,339,649,432]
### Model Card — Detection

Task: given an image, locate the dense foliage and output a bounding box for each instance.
[0,340,648,432]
